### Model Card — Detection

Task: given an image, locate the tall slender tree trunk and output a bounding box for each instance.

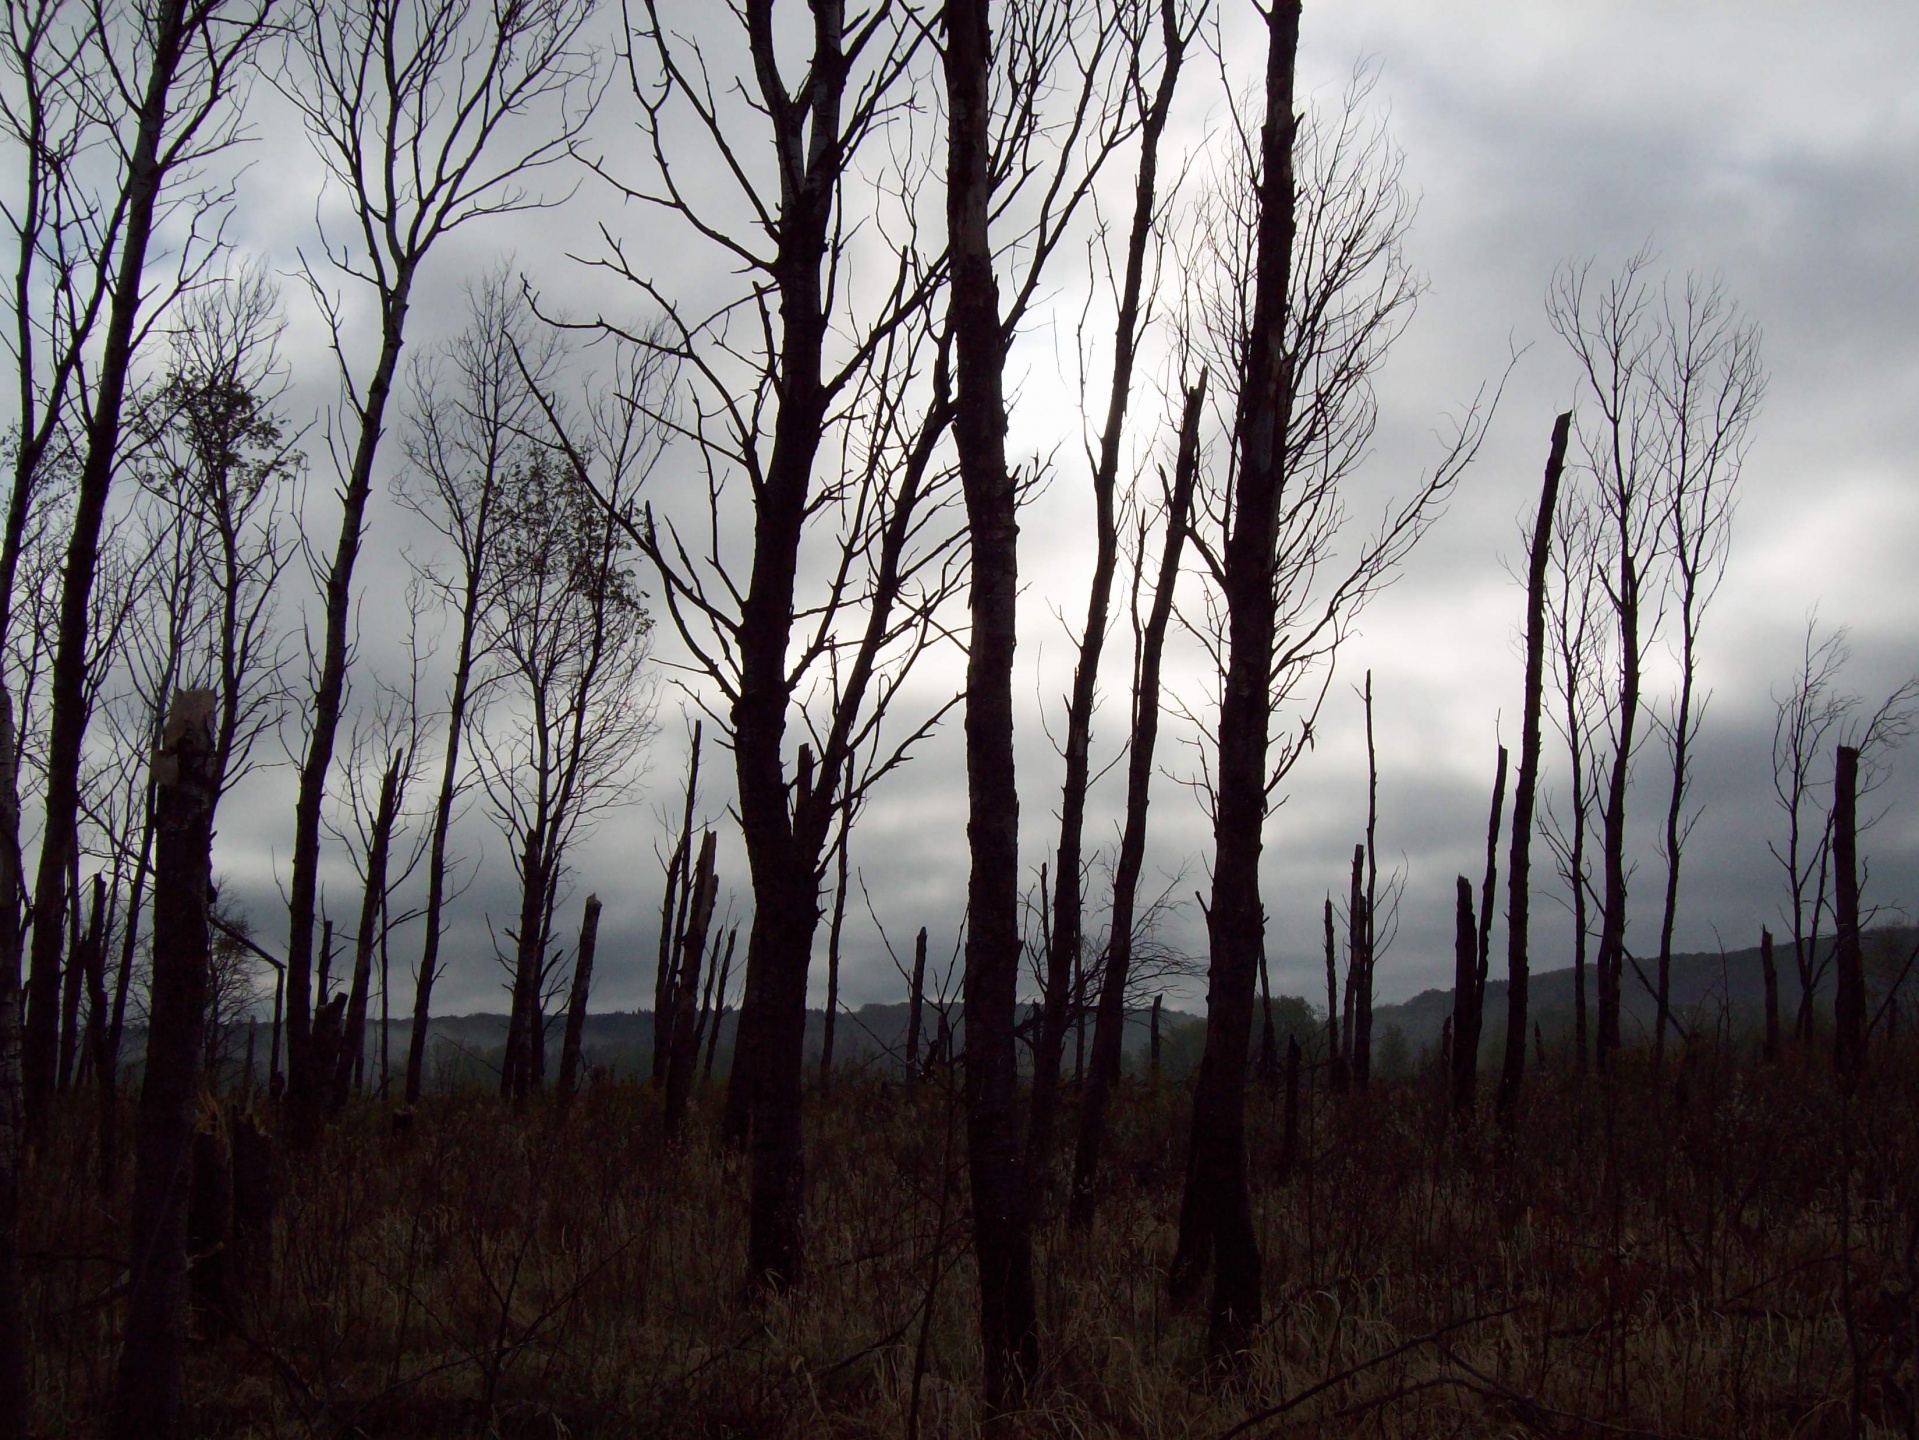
[1760,926,1780,1062]
[1832,745,1864,1085]
[557,895,602,1099]
[335,753,403,1109]
[1499,412,1568,1126]
[501,828,548,1102]
[1594,547,1642,1072]
[906,925,927,1087]
[946,0,1038,1404]
[1450,877,1478,1117]
[0,690,28,1435]
[109,691,217,1440]
[1171,0,1300,1363]
[1070,370,1204,1228]
[1346,846,1371,1088]
[1324,896,1346,1092]
[25,0,195,1129]
[1030,0,1188,1188]
[406,571,486,1102]
[820,776,852,1093]
[285,265,416,1144]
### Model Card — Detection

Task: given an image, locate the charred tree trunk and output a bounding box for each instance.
[702,928,735,1082]
[1450,877,1479,1117]
[557,895,602,1100]
[1498,412,1569,1127]
[1474,746,1508,1083]
[336,751,404,1110]
[0,689,26,1436]
[499,829,548,1102]
[25,0,200,1131]
[285,264,417,1148]
[1172,0,1300,1363]
[1594,549,1643,1073]
[1070,370,1204,1227]
[406,566,487,1103]
[1031,0,1189,1190]
[906,925,927,1088]
[1324,896,1346,1093]
[946,0,1038,1403]
[1832,745,1865,1085]
[1347,846,1372,1089]
[820,777,852,1094]
[665,834,719,1137]
[1761,926,1780,1062]
[110,691,217,1440]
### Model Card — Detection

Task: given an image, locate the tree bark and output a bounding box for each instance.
[1832,745,1864,1085]
[1449,877,1478,1117]
[110,690,217,1440]
[557,895,602,1098]
[335,751,403,1110]
[0,688,27,1436]
[1498,412,1569,1127]
[1070,369,1204,1228]
[1760,925,1780,1063]
[906,925,927,1087]
[946,0,1038,1405]
[25,0,197,1130]
[1030,0,1189,1189]
[1347,845,1371,1088]
[1172,0,1300,1363]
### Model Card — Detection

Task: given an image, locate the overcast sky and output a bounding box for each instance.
[184,0,1919,1020]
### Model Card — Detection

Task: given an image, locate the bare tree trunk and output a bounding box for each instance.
[702,928,735,1083]
[906,925,927,1088]
[1172,0,1300,1362]
[1450,877,1478,1117]
[946,0,1038,1403]
[1760,926,1780,1062]
[1070,370,1204,1228]
[110,690,217,1440]
[657,729,699,1085]
[1472,747,1508,1100]
[0,689,27,1436]
[1346,846,1371,1088]
[1031,0,1190,1189]
[820,777,852,1094]
[335,751,403,1110]
[1324,896,1346,1093]
[557,895,602,1099]
[665,833,718,1137]
[25,0,204,1130]
[1832,745,1864,1085]
[1499,412,1569,1126]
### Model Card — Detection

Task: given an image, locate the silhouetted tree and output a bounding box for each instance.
[1499,413,1569,1125]
[276,0,598,1139]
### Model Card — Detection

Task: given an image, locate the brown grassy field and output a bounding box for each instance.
[20,1043,1919,1437]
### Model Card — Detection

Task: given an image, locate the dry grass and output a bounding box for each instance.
[20,1041,1919,1437]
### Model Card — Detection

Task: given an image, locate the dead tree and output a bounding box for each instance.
[1346,845,1370,1087]
[556,895,601,1100]
[1543,483,1607,1073]
[1030,0,1198,1191]
[1760,926,1780,1062]
[1170,37,1490,1357]
[1070,370,1205,1227]
[398,275,554,1104]
[0,689,25,1436]
[1449,877,1477,1117]
[664,832,719,1137]
[1472,746,1508,1102]
[1498,412,1570,1125]
[589,0,974,1295]
[333,747,407,1110]
[109,689,216,1440]
[819,762,854,1093]
[1649,278,1763,1065]
[946,0,1039,1398]
[1832,745,1865,1084]
[276,0,597,1140]
[1323,896,1345,1092]
[24,0,272,1133]
[906,925,928,1088]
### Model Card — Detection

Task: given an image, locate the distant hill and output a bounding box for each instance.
[190,926,1914,1090]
